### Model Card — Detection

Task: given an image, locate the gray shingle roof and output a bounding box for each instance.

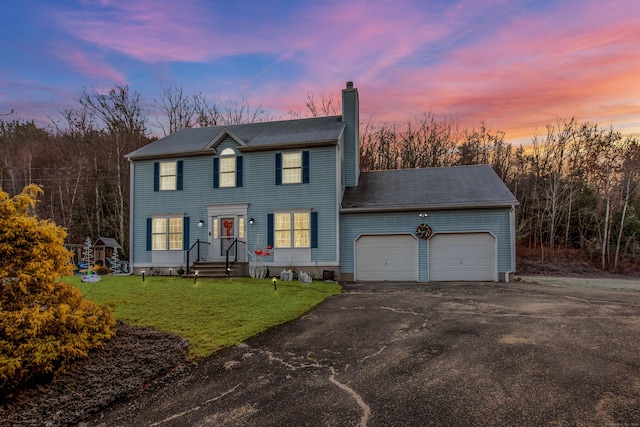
[127,116,345,160]
[342,165,518,211]
[94,237,122,249]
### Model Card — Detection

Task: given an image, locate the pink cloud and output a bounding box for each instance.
[55,0,257,62]
[323,0,640,141]
[46,0,640,142]
[53,47,127,82]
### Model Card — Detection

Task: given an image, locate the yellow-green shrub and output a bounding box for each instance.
[0,185,115,396]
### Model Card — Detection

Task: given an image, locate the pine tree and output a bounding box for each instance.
[0,185,115,395]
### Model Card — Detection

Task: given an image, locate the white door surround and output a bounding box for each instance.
[206,203,249,260]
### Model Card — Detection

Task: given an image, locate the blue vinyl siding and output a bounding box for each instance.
[339,209,513,282]
[131,139,339,266]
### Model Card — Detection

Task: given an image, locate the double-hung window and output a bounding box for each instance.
[275,212,310,248]
[282,152,302,184]
[154,160,183,191]
[276,151,309,185]
[159,162,176,190]
[152,217,183,250]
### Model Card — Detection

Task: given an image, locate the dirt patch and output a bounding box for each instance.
[0,322,189,427]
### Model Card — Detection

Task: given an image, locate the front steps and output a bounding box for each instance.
[185,261,248,279]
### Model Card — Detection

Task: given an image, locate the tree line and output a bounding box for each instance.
[1,85,638,271]
[361,114,640,271]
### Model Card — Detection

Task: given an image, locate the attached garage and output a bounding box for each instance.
[340,166,518,283]
[355,234,418,281]
[429,232,496,281]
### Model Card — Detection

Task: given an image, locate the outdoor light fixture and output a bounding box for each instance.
[194,270,199,284]
[249,217,255,225]
[419,213,428,219]
[169,268,172,278]
[141,270,145,282]
[198,219,204,227]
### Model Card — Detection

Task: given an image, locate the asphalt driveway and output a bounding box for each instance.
[91,281,640,426]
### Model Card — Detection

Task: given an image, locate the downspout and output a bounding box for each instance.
[117,159,135,275]
[506,204,516,282]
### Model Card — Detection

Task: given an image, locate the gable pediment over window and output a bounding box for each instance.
[205,128,248,151]
[213,148,243,188]
[154,160,183,191]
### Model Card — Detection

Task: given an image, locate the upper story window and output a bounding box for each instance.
[159,162,176,190]
[154,160,183,192]
[214,148,243,188]
[282,152,302,184]
[276,151,309,185]
[219,148,236,187]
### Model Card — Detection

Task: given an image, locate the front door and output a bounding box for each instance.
[220,217,236,256]
[206,204,248,261]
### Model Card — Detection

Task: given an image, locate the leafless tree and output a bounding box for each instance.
[78,85,149,250]
[155,84,198,135]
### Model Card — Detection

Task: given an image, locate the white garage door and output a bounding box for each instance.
[355,234,418,281]
[429,233,496,281]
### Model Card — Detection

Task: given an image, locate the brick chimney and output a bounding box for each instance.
[342,81,360,187]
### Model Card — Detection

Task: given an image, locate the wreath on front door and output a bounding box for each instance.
[416,223,433,240]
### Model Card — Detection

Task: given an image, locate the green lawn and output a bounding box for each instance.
[65,275,342,360]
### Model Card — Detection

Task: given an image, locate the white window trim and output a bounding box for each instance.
[159,161,177,191]
[282,152,302,184]
[219,148,236,188]
[151,214,183,251]
[274,210,311,249]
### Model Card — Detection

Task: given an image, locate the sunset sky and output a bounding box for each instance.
[1,0,639,144]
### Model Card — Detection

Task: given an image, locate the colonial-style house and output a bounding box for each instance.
[126,82,518,282]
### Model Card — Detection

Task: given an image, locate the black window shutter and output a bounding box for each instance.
[275,153,282,185]
[302,151,310,184]
[177,160,183,191]
[146,218,152,250]
[213,157,219,188]
[310,211,318,248]
[267,213,274,247]
[236,156,243,188]
[183,217,190,250]
[153,162,159,192]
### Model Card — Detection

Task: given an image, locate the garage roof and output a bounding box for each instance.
[342,165,518,211]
